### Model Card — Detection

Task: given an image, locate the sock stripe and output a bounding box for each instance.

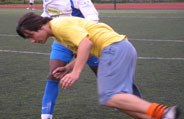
[154,104,163,118]
[146,103,159,117]
[157,105,168,118]
[146,103,168,119]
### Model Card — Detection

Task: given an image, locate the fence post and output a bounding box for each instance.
[114,0,116,10]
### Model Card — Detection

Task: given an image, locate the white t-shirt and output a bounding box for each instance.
[41,0,99,22]
[29,0,34,3]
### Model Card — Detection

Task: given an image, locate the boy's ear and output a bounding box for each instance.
[40,25,47,31]
[40,25,44,29]
[40,23,51,33]
[24,30,34,38]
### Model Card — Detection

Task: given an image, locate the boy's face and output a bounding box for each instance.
[24,29,48,44]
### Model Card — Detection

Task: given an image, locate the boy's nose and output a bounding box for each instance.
[29,38,36,43]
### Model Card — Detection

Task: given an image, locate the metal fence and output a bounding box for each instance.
[0,0,183,4]
[0,0,42,4]
[93,0,184,2]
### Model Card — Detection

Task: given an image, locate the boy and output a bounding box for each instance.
[16,12,180,119]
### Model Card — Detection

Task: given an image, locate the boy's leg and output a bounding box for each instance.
[105,94,179,119]
[97,40,168,119]
[41,41,99,119]
[41,41,73,119]
[41,80,59,119]
[104,93,151,118]
[87,56,99,76]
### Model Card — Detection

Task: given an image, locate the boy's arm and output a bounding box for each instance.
[74,0,99,23]
[60,37,93,89]
[52,59,76,79]
[53,54,94,79]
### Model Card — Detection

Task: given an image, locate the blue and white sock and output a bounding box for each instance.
[41,80,59,119]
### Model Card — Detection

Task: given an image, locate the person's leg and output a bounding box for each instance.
[27,0,33,9]
[97,40,170,119]
[41,79,59,119]
[30,3,33,9]
[104,93,152,118]
[87,56,99,76]
[41,41,73,119]
[105,94,177,119]
[30,0,34,9]
[41,41,100,119]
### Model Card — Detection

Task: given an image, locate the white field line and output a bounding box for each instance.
[0,34,184,61]
[101,16,184,19]
[0,50,50,55]
[128,38,184,43]
[0,34,19,37]
[0,49,184,61]
[138,57,184,60]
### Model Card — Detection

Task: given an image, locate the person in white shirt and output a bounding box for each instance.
[41,0,99,119]
[27,0,35,10]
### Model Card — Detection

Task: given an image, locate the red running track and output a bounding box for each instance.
[0,3,184,9]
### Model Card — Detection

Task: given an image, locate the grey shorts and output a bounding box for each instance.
[97,40,141,104]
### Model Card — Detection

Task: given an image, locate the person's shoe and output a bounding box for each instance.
[41,114,53,119]
[162,106,180,119]
[26,8,30,10]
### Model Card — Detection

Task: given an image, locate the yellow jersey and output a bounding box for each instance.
[50,17,127,58]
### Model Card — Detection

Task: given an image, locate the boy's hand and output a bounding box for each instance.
[60,72,80,89]
[52,67,69,79]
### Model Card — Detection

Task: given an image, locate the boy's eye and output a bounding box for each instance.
[27,35,33,38]
[24,33,33,38]
[24,30,34,38]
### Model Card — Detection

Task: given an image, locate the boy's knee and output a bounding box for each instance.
[98,92,116,107]
[47,72,59,80]
[103,99,115,107]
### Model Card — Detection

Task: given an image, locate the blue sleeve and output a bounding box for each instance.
[70,0,84,18]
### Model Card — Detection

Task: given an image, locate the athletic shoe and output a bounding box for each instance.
[41,114,53,119]
[26,8,30,10]
[162,106,180,119]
